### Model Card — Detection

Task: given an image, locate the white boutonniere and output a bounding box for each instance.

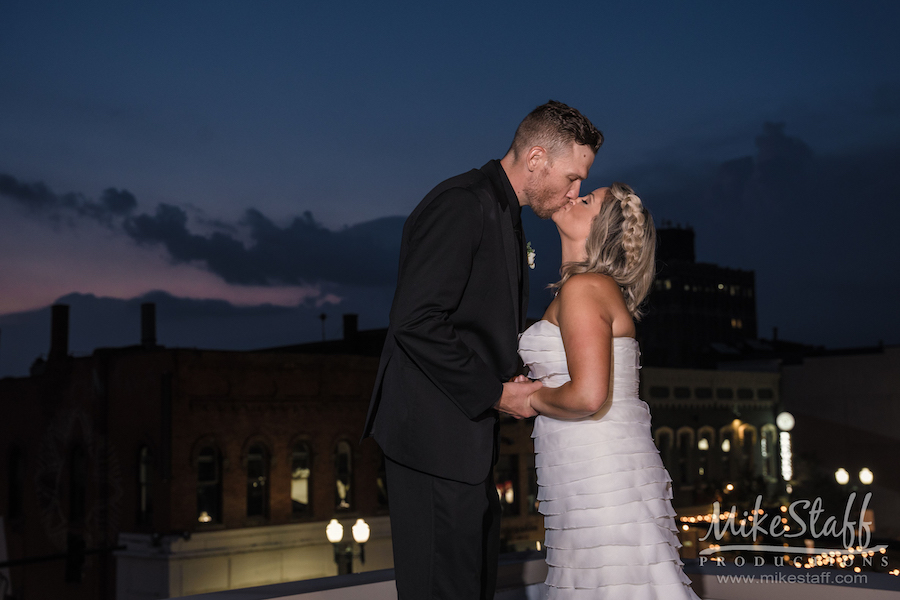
[526,242,536,269]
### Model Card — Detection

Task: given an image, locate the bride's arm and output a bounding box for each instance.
[528,274,616,419]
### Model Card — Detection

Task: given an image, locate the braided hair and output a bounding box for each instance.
[550,182,656,319]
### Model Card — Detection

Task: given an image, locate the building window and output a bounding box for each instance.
[138,446,152,525]
[758,388,775,400]
[673,386,691,399]
[677,429,694,486]
[737,388,754,400]
[291,443,312,516]
[695,387,713,399]
[334,441,353,511]
[649,386,670,399]
[654,428,674,469]
[7,446,24,520]
[376,454,389,510]
[197,446,222,524]
[246,445,269,519]
[716,388,734,400]
[697,428,715,480]
[740,425,757,474]
[495,454,520,516]
[719,428,734,480]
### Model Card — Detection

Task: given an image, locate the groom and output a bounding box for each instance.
[363,100,602,599]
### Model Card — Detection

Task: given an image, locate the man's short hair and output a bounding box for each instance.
[509,100,603,161]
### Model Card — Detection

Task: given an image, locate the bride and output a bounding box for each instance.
[518,183,700,599]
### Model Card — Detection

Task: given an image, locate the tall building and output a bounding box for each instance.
[639,226,758,368]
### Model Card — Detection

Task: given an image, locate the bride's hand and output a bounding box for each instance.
[496,379,541,419]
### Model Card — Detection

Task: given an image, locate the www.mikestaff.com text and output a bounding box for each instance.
[716,572,868,585]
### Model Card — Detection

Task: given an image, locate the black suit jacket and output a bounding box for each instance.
[363,160,528,484]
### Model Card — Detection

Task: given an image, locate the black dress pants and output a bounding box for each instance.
[385,456,501,599]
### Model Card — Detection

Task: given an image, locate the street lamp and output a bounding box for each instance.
[326,519,344,544]
[325,518,370,574]
[835,468,850,486]
[351,518,370,564]
[859,468,874,486]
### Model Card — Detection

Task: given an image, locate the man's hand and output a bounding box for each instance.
[495,378,542,419]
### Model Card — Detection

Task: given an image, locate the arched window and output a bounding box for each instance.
[334,441,353,511]
[138,446,152,524]
[291,443,312,516]
[246,445,269,519]
[676,428,695,486]
[719,427,734,481]
[696,427,715,481]
[654,428,674,470]
[739,424,757,475]
[197,446,222,524]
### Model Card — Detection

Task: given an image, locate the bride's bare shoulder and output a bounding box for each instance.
[557,273,632,332]
[559,272,623,303]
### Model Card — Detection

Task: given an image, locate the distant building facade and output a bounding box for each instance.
[0,305,390,600]
[639,226,758,368]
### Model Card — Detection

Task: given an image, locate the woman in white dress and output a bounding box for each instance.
[517,183,700,599]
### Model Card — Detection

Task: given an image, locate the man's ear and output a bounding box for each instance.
[525,146,547,173]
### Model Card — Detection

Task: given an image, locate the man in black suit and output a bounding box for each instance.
[363,101,602,599]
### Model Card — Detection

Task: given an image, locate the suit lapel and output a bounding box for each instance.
[497,202,521,330]
[470,176,521,331]
[520,230,529,330]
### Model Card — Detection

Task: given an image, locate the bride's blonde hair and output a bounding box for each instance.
[550,182,656,319]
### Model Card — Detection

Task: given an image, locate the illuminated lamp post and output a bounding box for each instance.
[776,412,795,494]
[326,518,370,574]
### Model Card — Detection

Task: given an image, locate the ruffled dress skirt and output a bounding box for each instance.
[519,320,700,599]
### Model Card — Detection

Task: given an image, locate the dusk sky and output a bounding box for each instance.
[1,1,899,377]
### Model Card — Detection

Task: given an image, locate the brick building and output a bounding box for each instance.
[0,305,389,599]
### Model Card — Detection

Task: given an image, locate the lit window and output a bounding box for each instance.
[247,445,269,518]
[197,446,222,523]
[291,443,312,516]
[335,441,353,511]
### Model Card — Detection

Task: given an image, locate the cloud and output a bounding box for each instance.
[0,173,136,225]
[1,172,404,288]
[122,204,403,287]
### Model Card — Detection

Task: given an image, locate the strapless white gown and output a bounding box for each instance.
[518,320,699,600]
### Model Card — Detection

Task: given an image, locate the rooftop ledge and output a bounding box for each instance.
[176,554,900,600]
